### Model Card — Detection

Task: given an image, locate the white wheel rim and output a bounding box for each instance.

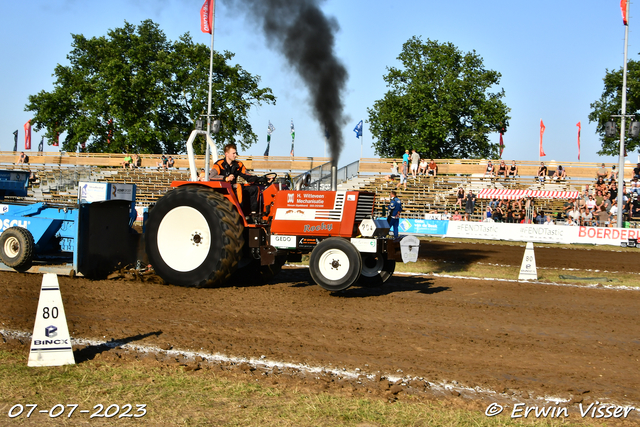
[318,248,350,281]
[3,237,19,258]
[361,254,384,277]
[157,206,211,272]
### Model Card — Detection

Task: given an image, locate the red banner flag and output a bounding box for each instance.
[53,122,59,146]
[576,122,581,160]
[621,0,628,25]
[539,120,546,157]
[200,0,214,34]
[24,120,31,150]
[499,132,504,158]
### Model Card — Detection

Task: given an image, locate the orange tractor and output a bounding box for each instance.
[144,130,401,291]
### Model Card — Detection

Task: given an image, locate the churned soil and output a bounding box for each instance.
[2,240,640,412]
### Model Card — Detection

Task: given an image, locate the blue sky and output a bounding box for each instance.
[0,0,636,167]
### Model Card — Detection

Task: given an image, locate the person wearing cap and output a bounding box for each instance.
[596,163,609,180]
[552,165,567,180]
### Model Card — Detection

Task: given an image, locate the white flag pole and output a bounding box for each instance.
[617,1,630,228]
[204,0,217,181]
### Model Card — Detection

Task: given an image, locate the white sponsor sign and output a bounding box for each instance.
[445,221,640,247]
[109,183,135,201]
[350,238,377,253]
[274,208,316,220]
[78,182,108,203]
[270,235,297,249]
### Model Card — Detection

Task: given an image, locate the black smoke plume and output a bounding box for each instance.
[227,0,348,165]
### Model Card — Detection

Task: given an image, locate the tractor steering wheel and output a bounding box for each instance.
[259,172,277,185]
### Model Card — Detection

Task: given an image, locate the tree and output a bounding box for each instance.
[588,59,640,156]
[367,36,510,159]
[25,20,275,154]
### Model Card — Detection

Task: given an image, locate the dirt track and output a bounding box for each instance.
[2,241,640,409]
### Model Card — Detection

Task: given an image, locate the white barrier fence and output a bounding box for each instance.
[399,218,640,247]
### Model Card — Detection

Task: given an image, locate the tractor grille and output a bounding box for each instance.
[355,193,375,221]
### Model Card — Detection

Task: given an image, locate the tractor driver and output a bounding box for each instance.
[212,143,270,221]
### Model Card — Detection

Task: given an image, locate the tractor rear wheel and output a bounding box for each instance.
[0,227,34,270]
[145,185,244,287]
[309,237,361,291]
[358,252,396,287]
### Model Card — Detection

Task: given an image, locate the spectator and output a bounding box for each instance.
[17,152,28,164]
[609,199,619,221]
[633,162,640,179]
[387,190,403,238]
[121,153,132,168]
[506,208,514,223]
[131,154,140,169]
[484,205,493,222]
[596,163,609,180]
[385,161,399,181]
[544,214,555,225]
[629,177,640,195]
[524,197,534,222]
[563,198,575,217]
[464,190,476,221]
[594,190,606,210]
[581,207,593,227]
[402,149,410,166]
[569,205,581,224]
[451,210,463,221]
[496,160,507,179]
[594,176,608,194]
[609,165,618,183]
[585,194,596,211]
[507,160,519,179]
[157,155,168,171]
[609,181,618,201]
[396,161,408,190]
[410,149,420,179]
[533,210,544,224]
[455,187,465,209]
[596,206,609,227]
[537,162,547,182]
[418,158,428,175]
[427,159,438,177]
[483,161,495,179]
[552,165,567,180]
[565,215,578,226]
[167,156,175,169]
[441,209,451,220]
[493,206,504,222]
[489,198,499,209]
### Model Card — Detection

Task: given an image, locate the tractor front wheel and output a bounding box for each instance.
[309,238,361,291]
[145,185,244,287]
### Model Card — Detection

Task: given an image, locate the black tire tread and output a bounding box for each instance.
[0,226,35,269]
[146,185,244,288]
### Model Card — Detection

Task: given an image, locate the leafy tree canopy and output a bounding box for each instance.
[367,36,510,159]
[588,59,640,156]
[25,19,275,154]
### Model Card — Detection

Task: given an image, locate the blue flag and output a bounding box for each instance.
[353,120,363,139]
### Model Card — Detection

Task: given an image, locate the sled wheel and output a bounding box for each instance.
[358,252,396,287]
[145,185,244,287]
[0,226,35,269]
[309,237,362,291]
